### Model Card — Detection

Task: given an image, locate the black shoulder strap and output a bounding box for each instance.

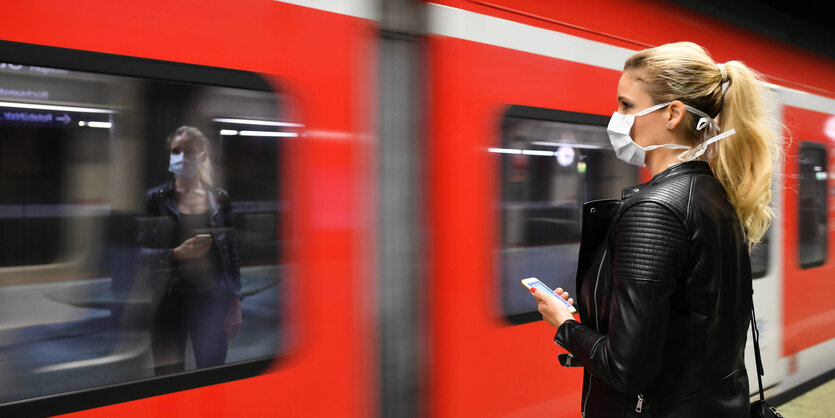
[751,291,765,402]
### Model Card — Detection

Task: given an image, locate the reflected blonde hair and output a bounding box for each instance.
[625,42,779,250]
[167,125,214,185]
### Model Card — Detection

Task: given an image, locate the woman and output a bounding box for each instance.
[533,42,777,416]
[137,126,243,375]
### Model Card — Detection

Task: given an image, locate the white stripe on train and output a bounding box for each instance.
[426,3,835,115]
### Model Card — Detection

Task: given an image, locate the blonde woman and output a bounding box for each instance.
[137,126,243,375]
[533,42,777,417]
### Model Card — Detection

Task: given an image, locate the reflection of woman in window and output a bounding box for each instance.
[533,42,777,416]
[137,126,242,375]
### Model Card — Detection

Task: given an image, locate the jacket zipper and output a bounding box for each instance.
[593,249,605,331]
[207,207,234,288]
[582,248,607,418]
[587,247,646,415]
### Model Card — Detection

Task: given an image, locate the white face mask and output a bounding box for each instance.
[606,102,736,167]
[169,151,203,178]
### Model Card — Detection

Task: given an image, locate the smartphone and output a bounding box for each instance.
[193,233,212,244]
[520,277,576,314]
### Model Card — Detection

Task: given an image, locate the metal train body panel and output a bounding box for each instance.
[0,0,832,417]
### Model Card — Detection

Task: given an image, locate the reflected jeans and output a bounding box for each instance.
[150,279,230,375]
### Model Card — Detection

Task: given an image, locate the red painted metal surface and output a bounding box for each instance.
[1,1,377,416]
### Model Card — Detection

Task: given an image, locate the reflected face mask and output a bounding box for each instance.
[606,102,737,167]
[168,152,202,178]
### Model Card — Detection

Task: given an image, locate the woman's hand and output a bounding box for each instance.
[532,287,576,329]
[171,236,212,260]
[225,298,242,343]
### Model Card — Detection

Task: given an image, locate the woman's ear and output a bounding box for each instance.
[667,100,687,130]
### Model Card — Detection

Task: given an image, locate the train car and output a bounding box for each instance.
[0,1,833,417]
[424,1,835,417]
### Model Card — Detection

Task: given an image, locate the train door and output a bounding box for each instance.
[779,100,835,390]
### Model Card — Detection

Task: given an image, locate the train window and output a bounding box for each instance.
[798,142,828,268]
[750,228,770,279]
[496,106,638,323]
[0,43,291,412]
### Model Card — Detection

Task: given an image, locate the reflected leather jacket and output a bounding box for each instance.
[556,161,752,417]
[136,180,242,299]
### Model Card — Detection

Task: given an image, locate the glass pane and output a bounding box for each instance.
[0,59,291,403]
[497,110,637,320]
[798,143,828,268]
[750,228,770,279]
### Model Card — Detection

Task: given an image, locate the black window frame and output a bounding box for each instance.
[797,141,829,269]
[750,228,771,279]
[0,40,284,417]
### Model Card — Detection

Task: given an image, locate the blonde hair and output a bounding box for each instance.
[167,125,214,185]
[624,42,778,250]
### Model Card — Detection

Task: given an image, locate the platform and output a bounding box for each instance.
[778,377,835,417]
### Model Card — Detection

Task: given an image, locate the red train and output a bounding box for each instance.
[0,1,833,417]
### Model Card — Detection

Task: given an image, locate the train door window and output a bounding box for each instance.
[0,43,293,411]
[751,162,781,279]
[496,106,638,323]
[750,228,770,279]
[798,142,828,268]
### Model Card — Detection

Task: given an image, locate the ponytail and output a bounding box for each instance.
[712,62,778,249]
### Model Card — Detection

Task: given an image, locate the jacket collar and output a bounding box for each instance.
[157,179,222,218]
[621,161,712,199]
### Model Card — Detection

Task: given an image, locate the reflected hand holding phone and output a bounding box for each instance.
[193,233,212,245]
[172,234,213,260]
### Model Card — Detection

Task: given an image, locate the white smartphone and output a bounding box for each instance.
[520,277,576,314]
[193,233,212,244]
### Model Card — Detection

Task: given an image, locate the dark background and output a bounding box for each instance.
[668,0,835,61]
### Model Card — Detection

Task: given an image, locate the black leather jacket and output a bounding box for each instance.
[556,161,751,417]
[136,180,242,299]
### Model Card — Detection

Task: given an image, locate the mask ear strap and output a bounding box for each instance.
[684,104,721,137]
[677,129,737,161]
[644,143,689,151]
[635,102,671,116]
